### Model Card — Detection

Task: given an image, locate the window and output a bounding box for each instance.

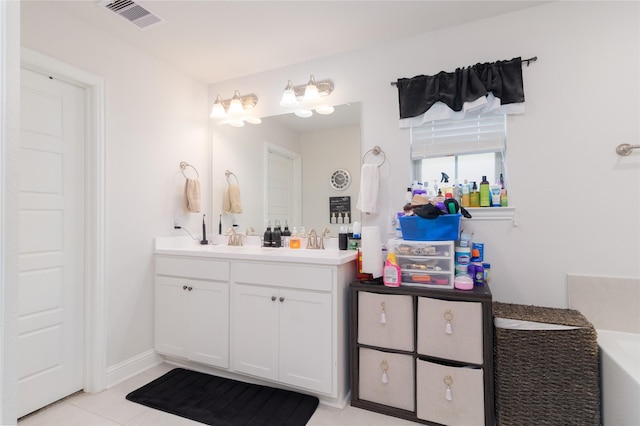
[411,115,506,196]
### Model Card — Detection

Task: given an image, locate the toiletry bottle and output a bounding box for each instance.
[470,182,480,207]
[499,173,505,189]
[331,213,336,224]
[337,213,343,224]
[500,189,508,207]
[344,212,350,223]
[461,181,471,208]
[289,227,300,249]
[383,252,401,287]
[479,175,490,207]
[282,220,291,248]
[339,226,348,250]
[263,220,272,248]
[272,219,282,248]
[490,184,501,206]
[405,187,413,204]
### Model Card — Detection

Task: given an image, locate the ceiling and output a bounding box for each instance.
[52,0,547,85]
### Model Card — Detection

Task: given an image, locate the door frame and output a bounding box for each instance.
[20,48,107,395]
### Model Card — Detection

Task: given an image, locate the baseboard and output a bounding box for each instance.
[106,349,164,388]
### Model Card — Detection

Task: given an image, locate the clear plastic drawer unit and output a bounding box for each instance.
[387,239,455,289]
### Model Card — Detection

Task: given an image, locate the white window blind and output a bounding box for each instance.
[410,114,506,159]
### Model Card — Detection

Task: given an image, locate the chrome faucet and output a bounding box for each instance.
[306,229,324,249]
[227,228,243,246]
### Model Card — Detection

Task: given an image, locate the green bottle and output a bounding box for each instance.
[479,175,490,207]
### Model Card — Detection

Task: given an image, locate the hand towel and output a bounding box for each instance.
[223,183,243,214]
[185,178,201,213]
[356,164,380,214]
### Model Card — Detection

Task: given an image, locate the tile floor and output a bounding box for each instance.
[18,363,417,426]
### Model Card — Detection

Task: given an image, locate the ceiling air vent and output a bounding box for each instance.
[99,0,164,29]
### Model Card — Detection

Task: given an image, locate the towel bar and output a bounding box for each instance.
[180,161,199,179]
[225,170,239,184]
[362,146,386,167]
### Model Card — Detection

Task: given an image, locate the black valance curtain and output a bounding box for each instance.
[396,57,525,127]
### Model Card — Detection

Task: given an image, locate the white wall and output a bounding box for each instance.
[209,1,640,308]
[301,125,361,235]
[20,2,210,369]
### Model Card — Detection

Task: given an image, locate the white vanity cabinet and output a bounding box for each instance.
[232,261,335,394]
[153,239,357,407]
[155,256,230,369]
[232,283,332,393]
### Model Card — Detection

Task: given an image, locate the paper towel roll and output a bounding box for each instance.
[361,226,383,278]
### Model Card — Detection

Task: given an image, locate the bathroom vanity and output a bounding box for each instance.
[154,237,357,407]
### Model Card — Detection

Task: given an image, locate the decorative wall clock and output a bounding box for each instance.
[330,169,351,190]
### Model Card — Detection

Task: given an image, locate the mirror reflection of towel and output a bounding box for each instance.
[223,183,243,214]
[185,178,201,213]
[356,164,380,214]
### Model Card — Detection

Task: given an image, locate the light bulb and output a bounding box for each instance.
[315,105,335,115]
[294,109,313,118]
[244,116,262,124]
[228,119,245,127]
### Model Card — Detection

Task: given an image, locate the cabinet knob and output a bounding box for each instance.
[182,285,188,290]
[271,296,276,302]
[279,297,285,302]
[187,286,193,291]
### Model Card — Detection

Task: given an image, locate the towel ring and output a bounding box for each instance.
[180,161,199,179]
[362,145,386,167]
[225,170,239,185]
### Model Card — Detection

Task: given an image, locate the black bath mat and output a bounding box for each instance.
[126,368,319,426]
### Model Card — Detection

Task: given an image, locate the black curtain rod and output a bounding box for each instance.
[389,56,537,86]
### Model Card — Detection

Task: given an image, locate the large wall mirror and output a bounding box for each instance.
[212,103,362,237]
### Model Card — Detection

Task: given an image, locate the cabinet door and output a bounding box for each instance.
[232,283,278,380]
[187,280,229,368]
[155,276,188,358]
[278,288,332,394]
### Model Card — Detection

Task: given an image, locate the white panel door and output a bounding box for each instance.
[18,68,85,417]
[267,149,294,226]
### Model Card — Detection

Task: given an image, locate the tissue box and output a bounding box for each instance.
[399,214,460,241]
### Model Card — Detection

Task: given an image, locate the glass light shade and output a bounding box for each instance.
[303,83,320,102]
[280,89,298,107]
[294,109,313,118]
[315,105,335,115]
[210,95,227,118]
[228,99,243,115]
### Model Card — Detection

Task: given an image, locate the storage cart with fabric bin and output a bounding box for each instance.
[492,302,600,425]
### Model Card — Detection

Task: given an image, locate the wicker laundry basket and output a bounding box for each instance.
[493,302,600,426]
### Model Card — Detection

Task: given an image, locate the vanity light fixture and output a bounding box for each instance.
[210,90,261,126]
[279,75,335,117]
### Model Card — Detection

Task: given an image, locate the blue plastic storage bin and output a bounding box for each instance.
[399,214,461,241]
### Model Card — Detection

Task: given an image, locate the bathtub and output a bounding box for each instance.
[598,330,640,425]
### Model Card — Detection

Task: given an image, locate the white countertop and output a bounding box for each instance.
[155,236,358,266]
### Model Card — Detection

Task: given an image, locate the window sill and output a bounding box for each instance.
[462,206,515,221]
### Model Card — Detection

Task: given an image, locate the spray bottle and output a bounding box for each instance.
[383,252,401,287]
